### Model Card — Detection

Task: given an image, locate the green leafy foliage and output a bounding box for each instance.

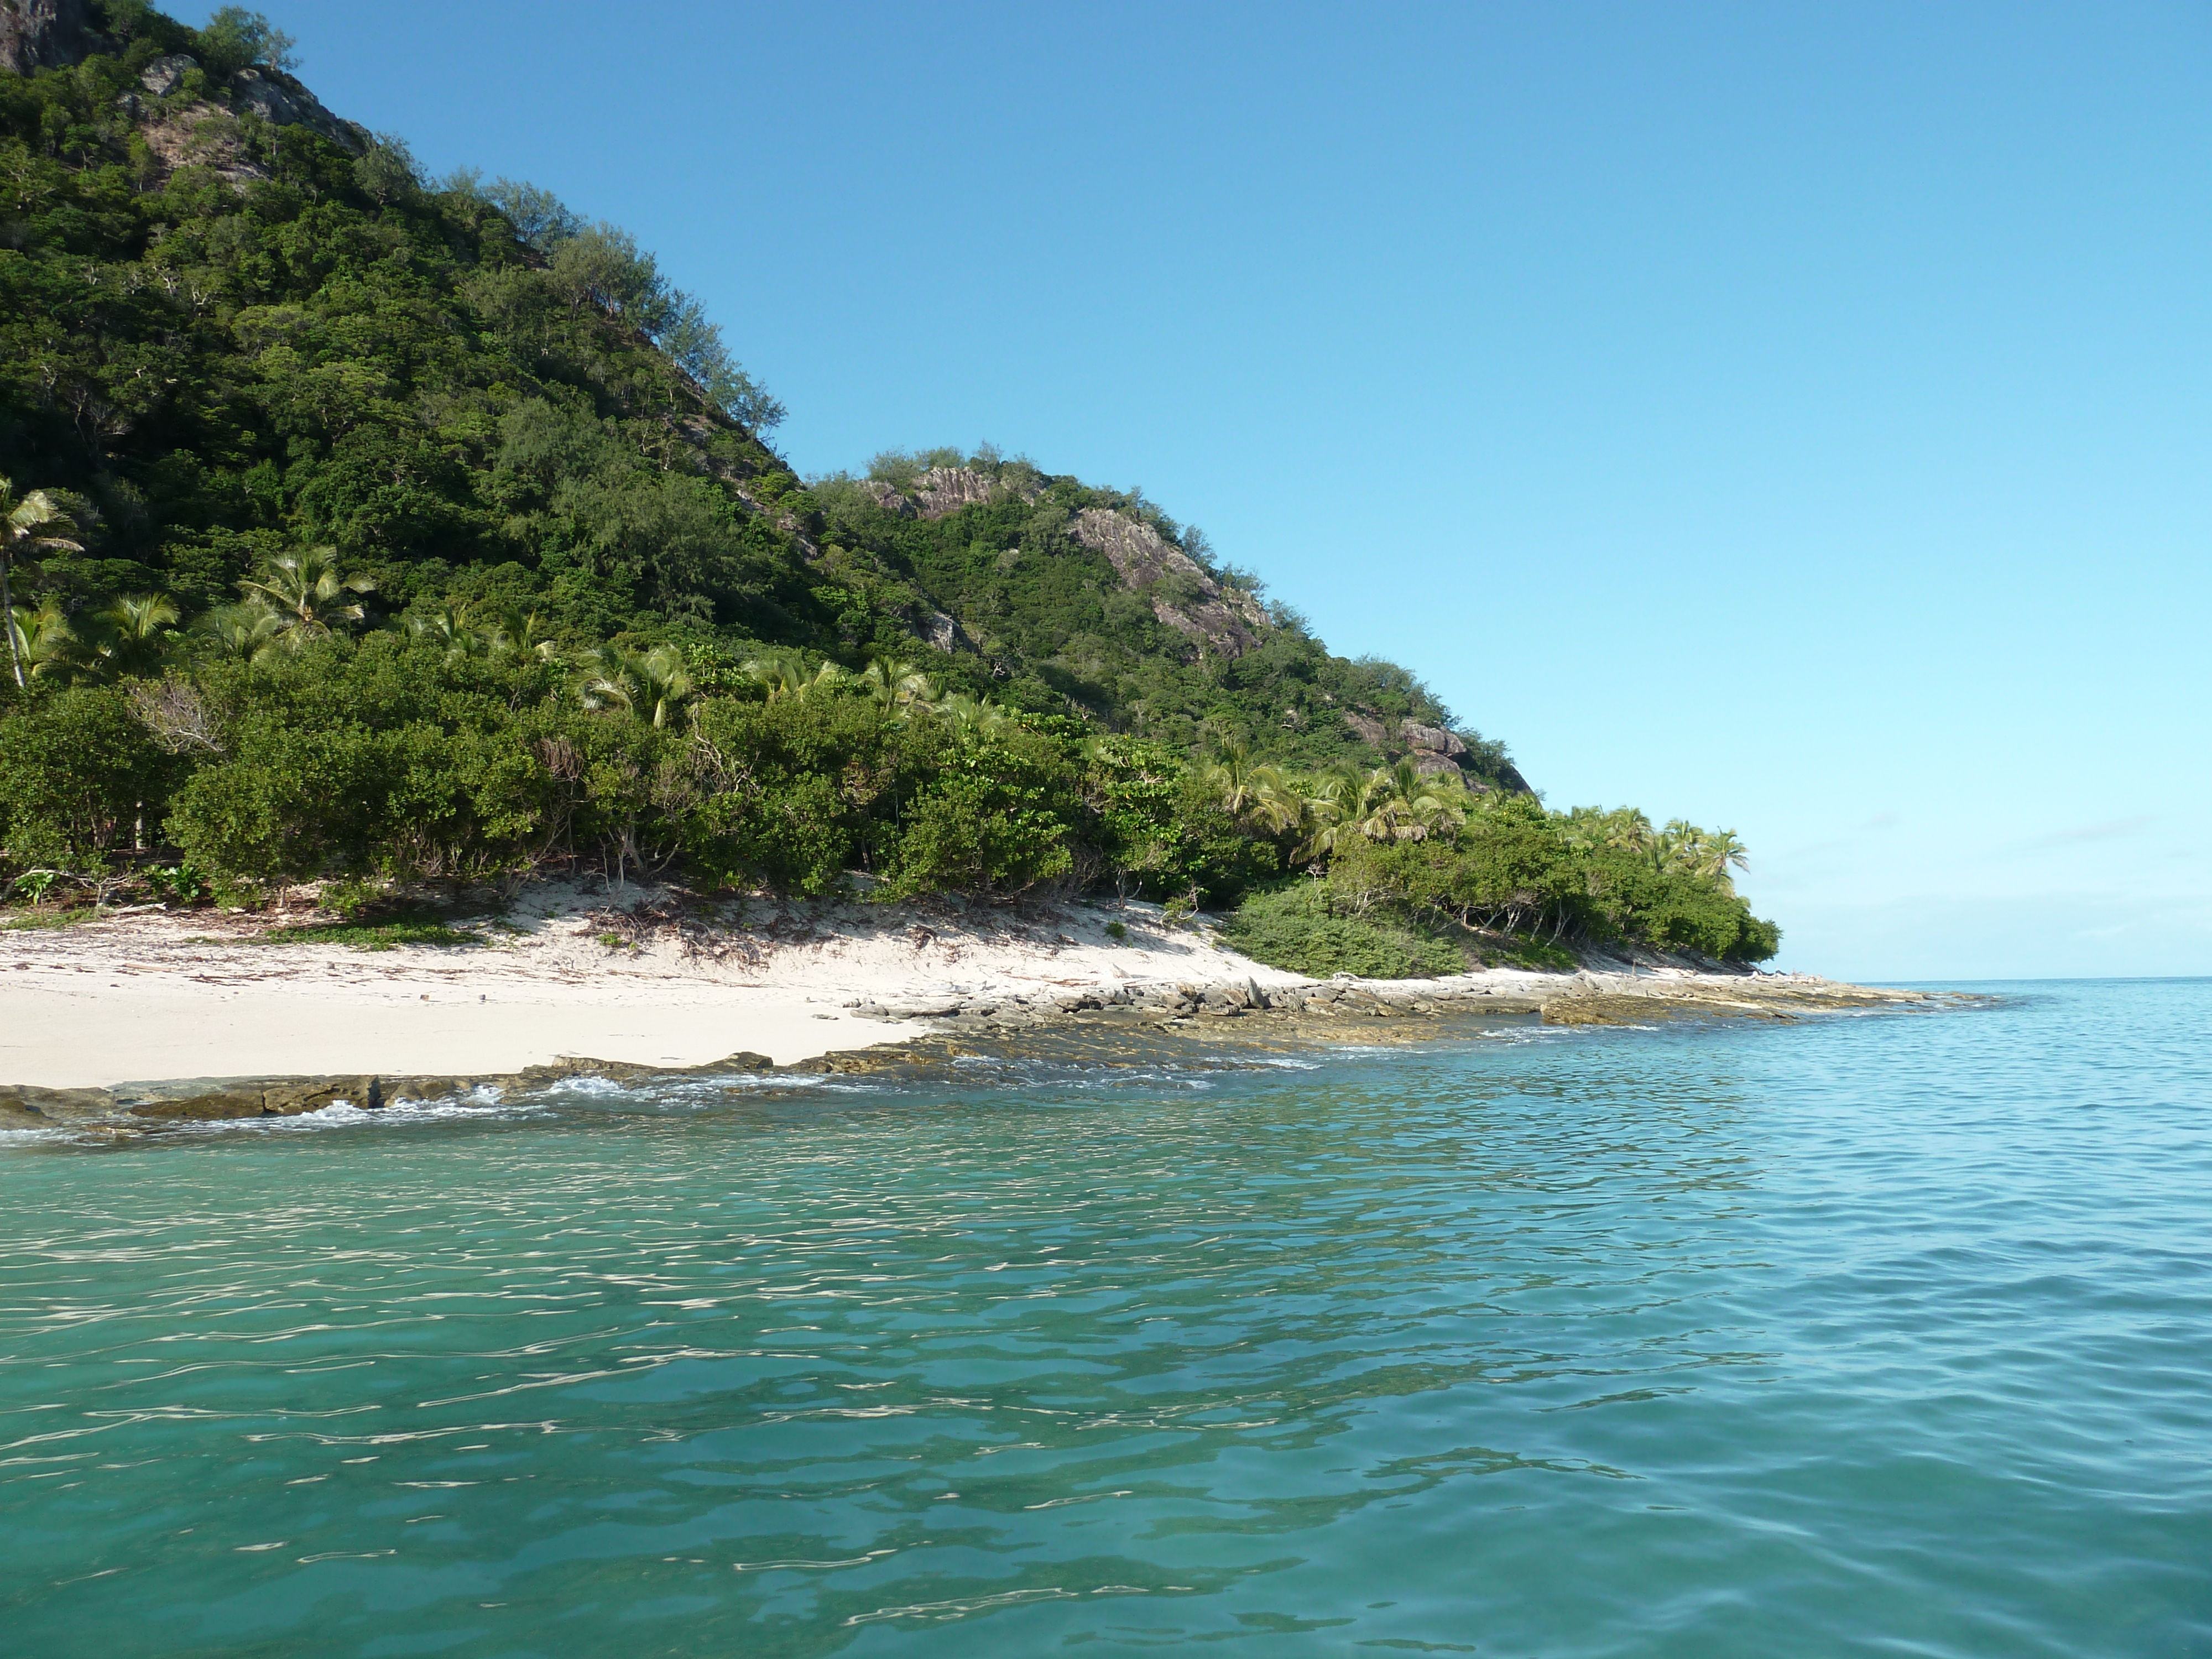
[1221,881,1466,980]
[0,684,172,869]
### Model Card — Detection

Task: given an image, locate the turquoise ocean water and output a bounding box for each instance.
[3,980,2208,1656]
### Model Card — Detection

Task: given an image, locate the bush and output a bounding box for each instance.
[878,730,1080,900]
[0,686,174,873]
[1220,880,1465,980]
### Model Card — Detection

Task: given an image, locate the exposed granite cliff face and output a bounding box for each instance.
[857,466,1038,522]
[225,64,364,150]
[0,0,101,74]
[915,465,1004,518]
[857,466,1025,521]
[129,59,367,180]
[1069,508,1266,659]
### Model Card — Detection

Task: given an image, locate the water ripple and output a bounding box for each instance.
[2,982,2209,1655]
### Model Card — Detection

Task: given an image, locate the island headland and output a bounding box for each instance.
[1,3,1876,1133]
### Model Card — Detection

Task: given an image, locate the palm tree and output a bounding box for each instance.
[1,479,85,688]
[1297,760,1474,848]
[578,642,695,727]
[5,601,86,684]
[738,652,806,701]
[483,607,561,661]
[192,601,284,662]
[1198,739,1310,839]
[407,602,486,662]
[86,593,181,678]
[932,691,1011,742]
[1689,828,1749,892]
[1285,784,1343,862]
[1399,763,1474,841]
[862,655,937,717]
[1199,739,1265,817]
[238,546,374,651]
[1606,808,1657,858]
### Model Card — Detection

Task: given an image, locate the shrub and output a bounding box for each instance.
[0,687,174,874]
[1221,880,1464,980]
[877,731,1079,900]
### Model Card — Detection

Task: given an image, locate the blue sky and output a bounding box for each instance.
[197,2,2210,980]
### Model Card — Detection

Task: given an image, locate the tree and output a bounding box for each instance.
[1,481,84,690]
[86,594,182,680]
[192,603,283,663]
[195,7,300,76]
[483,607,561,661]
[741,655,852,705]
[932,692,1013,744]
[5,602,86,686]
[238,547,374,652]
[482,178,582,252]
[408,604,489,664]
[861,656,937,718]
[354,133,422,206]
[578,643,695,728]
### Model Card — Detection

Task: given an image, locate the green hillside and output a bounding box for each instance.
[0,3,1778,970]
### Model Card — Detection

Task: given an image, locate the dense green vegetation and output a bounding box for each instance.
[0,6,1780,971]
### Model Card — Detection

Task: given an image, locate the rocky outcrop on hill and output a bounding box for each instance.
[1070,509,1266,658]
[128,59,367,180]
[915,466,1001,518]
[1,0,100,72]
[1339,711,1534,792]
[3,3,365,161]
[859,480,917,518]
[858,466,1042,521]
[225,64,364,150]
[1345,711,1477,778]
[912,606,969,653]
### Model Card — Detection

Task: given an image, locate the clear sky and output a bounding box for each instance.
[189,2,2211,982]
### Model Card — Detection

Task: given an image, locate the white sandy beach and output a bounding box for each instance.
[0,881,1316,1087]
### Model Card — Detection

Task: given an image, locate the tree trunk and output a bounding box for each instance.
[1,554,21,688]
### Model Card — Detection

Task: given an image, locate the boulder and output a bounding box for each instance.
[1343,710,1392,748]
[139,53,194,96]
[914,608,967,653]
[1401,722,1468,759]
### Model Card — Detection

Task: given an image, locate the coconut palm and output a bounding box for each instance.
[407,603,487,662]
[1,479,85,688]
[1199,739,1266,817]
[1683,827,1749,892]
[738,653,805,700]
[5,601,87,684]
[238,546,374,650]
[483,607,561,661]
[862,655,937,717]
[192,601,284,662]
[578,641,695,727]
[86,593,181,678]
[1199,740,1310,837]
[740,653,854,703]
[932,691,1011,743]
